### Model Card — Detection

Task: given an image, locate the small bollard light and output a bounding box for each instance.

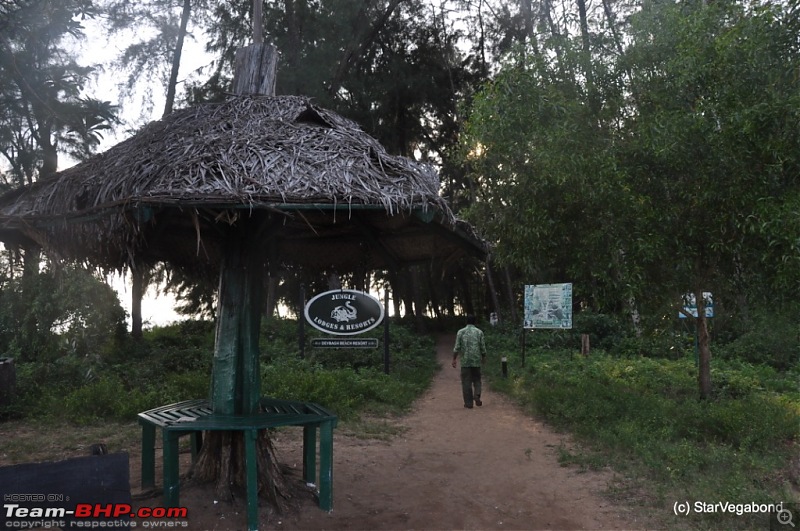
[501,356,508,378]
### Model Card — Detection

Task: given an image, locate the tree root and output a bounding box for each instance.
[191,430,291,514]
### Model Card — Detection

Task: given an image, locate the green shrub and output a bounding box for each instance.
[722,318,799,370]
[261,319,437,419]
[485,334,799,530]
[63,375,156,424]
[573,311,627,350]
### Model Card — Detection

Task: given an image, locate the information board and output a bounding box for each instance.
[679,292,714,318]
[523,283,573,329]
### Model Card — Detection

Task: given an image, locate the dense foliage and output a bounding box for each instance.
[0,0,118,186]
[462,0,800,396]
[2,317,437,423]
[0,258,127,364]
[465,0,799,314]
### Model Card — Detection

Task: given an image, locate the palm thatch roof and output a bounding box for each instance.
[0,95,486,274]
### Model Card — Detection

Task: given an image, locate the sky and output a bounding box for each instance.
[109,272,185,328]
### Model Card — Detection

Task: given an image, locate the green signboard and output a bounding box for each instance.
[523,283,573,329]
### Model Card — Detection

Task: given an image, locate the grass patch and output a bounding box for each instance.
[484,325,799,530]
[0,317,439,466]
[340,416,409,441]
[0,419,140,466]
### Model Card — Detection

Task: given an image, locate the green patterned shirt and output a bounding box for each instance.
[454,324,487,367]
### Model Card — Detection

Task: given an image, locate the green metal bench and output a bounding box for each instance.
[138,397,337,530]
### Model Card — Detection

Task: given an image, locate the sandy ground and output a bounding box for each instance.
[131,335,650,530]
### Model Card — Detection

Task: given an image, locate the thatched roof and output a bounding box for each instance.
[0,95,486,274]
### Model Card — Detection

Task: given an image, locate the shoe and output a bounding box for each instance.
[475,399,482,407]
[464,404,473,409]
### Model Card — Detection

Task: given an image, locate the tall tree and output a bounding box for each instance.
[181,0,487,318]
[0,0,123,362]
[0,0,118,187]
[623,0,800,397]
[104,0,208,337]
[464,0,800,397]
[103,0,213,124]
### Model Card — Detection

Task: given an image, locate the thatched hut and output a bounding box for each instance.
[0,94,485,274]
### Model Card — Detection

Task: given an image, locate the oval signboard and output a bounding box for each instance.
[304,289,385,336]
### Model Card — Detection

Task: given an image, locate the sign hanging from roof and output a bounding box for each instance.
[304,289,385,336]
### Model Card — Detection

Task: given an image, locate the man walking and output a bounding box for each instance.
[452,315,487,408]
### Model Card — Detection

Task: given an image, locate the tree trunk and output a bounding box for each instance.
[264,274,280,318]
[130,0,192,340]
[389,272,402,318]
[485,256,501,321]
[426,264,442,320]
[192,429,290,511]
[576,0,599,114]
[411,265,426,333]
[695,288,712,399]
[131,265,145,340]
[233,44,279,96]
[400,269,415,318]
[193,42,285,509]
[458,270,475,316]
[21,247,41,355]
[503,266,518,325]
[163,0,192,117]
[194,226,269,500]
[629,295,642,337]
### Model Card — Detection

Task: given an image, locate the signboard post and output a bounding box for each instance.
[679,292,713,367]
[522,283,573,366]
[383,288,390,375]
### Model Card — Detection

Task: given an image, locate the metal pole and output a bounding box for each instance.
[521,328,526,367]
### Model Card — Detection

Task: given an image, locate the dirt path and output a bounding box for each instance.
[146,335,648,530]
[282,334,646,530]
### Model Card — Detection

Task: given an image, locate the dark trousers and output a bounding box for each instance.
[460,366,482,406]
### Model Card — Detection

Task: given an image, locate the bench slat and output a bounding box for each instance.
[139,398,337,431]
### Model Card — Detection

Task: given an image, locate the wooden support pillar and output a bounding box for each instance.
[233,44,278,96]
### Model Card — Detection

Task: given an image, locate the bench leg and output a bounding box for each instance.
[319,421,334,512]
[244,430,259,531]
[141,424,156,489]
[162,431,180,507]
[302,425,317,486]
